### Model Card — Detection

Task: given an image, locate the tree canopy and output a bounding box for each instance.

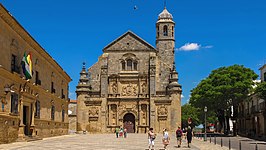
[181,104,200,127]
[255,81,266,100]
[190,65,258,115]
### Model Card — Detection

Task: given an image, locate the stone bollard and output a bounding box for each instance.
[229,138,231,150]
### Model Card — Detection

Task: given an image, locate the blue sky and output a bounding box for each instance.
[1,0,266,105]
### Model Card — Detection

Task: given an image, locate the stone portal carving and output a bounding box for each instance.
[88,106,99,121]
[141,83,146,93]
[121,83,138,96]
[141,104,147,125]
[112,83,118,93]
[110,104,117,125]
[89,106,99,117]
[158,105,167,116]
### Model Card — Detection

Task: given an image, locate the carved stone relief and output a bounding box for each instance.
[111,83,118,93]
[121,83,138,96]
[110,104,117,125]
[141,104,147,125]
[88,106,99,117]
[158,105,168,116]
[141,83,147,93]
[118,104,137,119]
[157,105,168,121]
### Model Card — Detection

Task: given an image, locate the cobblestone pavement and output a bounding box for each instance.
[0,134,230,150]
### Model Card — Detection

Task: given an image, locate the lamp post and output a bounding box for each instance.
[204,106,207,141]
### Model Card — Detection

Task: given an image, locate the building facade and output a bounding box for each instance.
[0,4,71,144]
[237,64,266,138]
[68,100,77,133]
[76,8,182,133]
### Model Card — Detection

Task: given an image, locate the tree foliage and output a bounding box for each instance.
[190,65,258,114]
[255,81,266,100]
[181,104,200,127]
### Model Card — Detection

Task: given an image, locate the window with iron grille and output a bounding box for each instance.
[51,105,55,120]
[35,100,40,118]
[11,93,18,114]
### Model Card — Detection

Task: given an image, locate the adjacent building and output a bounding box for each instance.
[237,64,266,139]
[68,100,77,133]
[76,8,182,133]
[0,4,71,143]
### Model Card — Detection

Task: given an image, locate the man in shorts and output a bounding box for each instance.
[176,126,183,148]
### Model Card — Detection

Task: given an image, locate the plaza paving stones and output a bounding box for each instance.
[0,134,229,150]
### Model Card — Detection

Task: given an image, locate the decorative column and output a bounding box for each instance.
[30,100,36,136]
[18,97,25,138]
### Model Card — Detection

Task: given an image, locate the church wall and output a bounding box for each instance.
[88,58,103,91]
[107,51,153,75]
[76,8,182,135]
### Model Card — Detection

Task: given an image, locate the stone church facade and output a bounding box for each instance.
[76,8,182,133]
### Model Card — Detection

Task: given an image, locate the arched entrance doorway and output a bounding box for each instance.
[123,113,135,133]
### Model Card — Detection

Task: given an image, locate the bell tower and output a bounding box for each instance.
[156,7,175,90]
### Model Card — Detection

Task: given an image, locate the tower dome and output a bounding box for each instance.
[158,7,173,20]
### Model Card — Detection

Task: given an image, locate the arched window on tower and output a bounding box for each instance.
[157,26,159,37]
[163,25,168,36]
[133,61,138,71]
[122,61,126,71]
[172,26,174,37]
[127,59,132,71]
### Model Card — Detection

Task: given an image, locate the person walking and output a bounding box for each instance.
[186,126,193,148]
[162,128,170,150]
[148,128,156,150]
[123,128,127,138]
[176,126,183,148]
[115,127,120,138]
[119,127,124,137]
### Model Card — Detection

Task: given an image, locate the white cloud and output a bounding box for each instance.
[181,94,184,98]
[177,43,213,51]
[179,43,200,51]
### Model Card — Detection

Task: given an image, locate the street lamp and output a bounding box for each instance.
[204,106,207,141]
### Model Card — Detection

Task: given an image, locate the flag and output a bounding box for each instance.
[21,52,32,80]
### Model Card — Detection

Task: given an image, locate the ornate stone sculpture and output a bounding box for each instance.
[89,106,99,117]
[141,83,146,93]
[112,83,117,93]
[158,105,168,116]
[121,83,138,96]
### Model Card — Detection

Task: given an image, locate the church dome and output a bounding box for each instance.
[158,7,173,20]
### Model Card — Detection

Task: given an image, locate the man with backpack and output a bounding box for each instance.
[176,126,183,148]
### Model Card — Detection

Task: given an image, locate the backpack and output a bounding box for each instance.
[176,130,182,137]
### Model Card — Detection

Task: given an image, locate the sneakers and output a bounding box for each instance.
[177,145,180,148]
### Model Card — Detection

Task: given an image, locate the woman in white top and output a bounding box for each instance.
[162,128,170,150]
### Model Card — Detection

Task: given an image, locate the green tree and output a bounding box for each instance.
[189,65,258,134]
[255,81,266,100]
[181,104,200,128]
